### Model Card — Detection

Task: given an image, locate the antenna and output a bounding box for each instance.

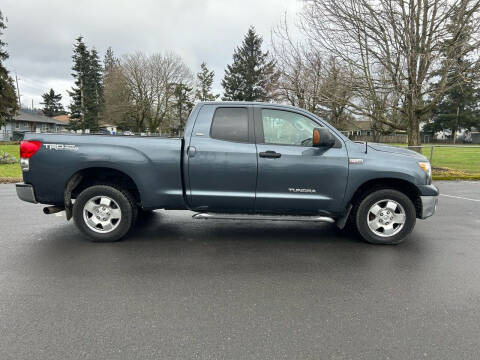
[365,141,368,154]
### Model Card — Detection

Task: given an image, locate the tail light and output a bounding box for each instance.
[20,140,42,172]
[20,140,42,158]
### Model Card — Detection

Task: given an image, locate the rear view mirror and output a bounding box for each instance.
[312,127,335,148]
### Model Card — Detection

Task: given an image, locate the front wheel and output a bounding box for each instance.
[355,189,416,245]
[73,185,135,242]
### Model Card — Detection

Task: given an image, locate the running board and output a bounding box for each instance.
[192,213,335,223]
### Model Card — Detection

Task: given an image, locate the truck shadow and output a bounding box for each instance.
[27,210,430,279]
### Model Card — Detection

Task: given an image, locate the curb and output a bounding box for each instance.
[0,177,22,184]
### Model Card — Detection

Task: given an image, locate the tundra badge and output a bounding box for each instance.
[288,188,317,193]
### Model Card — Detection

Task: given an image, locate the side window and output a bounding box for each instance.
[262,109,319,146]
[210,107,249,142]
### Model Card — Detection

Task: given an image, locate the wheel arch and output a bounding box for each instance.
[349,178,422,218]
[64,167,142,220]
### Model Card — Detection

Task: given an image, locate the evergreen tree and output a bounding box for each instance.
[87,47,104,127]
[68,37,104,131]
[172,83,194,130]
[195,62,218,101]
[68,37,90,130]
[0,11,18,127]
[40,88,64,117]
[426,5,480,141]
[103,47,118,74]
[221,26,279,101]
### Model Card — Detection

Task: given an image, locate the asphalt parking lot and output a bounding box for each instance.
[0,181,479,359]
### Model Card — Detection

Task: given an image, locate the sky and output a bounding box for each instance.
[2,0,302,110]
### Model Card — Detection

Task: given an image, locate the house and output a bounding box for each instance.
[52,114,71,125]
[342,120,374,137]
[341,119,408,143]
[432,128,478,143]
[1,109,68,141]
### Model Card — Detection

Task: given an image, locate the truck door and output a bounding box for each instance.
[254,107,348,215]
[187,104,257,212]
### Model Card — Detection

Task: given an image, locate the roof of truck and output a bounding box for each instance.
[198,101,301,109]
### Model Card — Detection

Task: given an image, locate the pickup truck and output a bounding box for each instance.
[16,102,439,244]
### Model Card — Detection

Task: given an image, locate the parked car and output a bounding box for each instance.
[16,102,438,244]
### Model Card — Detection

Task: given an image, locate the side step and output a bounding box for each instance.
[192,213,335,223]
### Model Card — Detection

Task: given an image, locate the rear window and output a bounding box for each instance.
[210,107,248,142]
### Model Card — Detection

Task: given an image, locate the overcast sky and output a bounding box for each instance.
[2,0,301,109]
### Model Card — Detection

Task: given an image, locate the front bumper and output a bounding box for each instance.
[420,195,438,219]
[16,183,37,204]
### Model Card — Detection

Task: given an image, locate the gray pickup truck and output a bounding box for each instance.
[16,102,438,244]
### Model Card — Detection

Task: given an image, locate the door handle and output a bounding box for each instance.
[187,146,196,158]
[259,151,281,159]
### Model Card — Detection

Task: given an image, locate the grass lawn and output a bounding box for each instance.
[0,144,21,179]
[421,146,480,173]
[393,144,480,179]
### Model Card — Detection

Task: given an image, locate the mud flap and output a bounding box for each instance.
[64,173,83,220]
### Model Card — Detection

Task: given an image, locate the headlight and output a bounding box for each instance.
[418,161,432,179]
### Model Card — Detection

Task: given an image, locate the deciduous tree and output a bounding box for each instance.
[299,0,480,145]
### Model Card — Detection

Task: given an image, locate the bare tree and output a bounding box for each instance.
[272,15,354,129]
[103,58,135,130]
[300,0,480,145]
[149,52,192,133]
[119,52,192,133]
[121,52,151,132]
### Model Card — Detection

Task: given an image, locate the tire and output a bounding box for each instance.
[73,185,136,242]
[354,189,416,245]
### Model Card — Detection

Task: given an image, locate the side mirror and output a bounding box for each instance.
[312,127,335,148]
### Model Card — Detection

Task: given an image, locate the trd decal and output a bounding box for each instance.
[44,144,79,151]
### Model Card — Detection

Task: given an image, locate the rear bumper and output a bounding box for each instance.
[420,195,438,219]
[16,183,37,204]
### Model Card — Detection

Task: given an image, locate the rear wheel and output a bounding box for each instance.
[355,189,416,245]
[73,185,136,242]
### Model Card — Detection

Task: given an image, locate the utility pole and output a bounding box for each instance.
[15,73,21,108]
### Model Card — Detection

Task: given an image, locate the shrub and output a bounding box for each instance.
[0,151,17,164]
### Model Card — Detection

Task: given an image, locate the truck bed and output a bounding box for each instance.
[23,133,186,209]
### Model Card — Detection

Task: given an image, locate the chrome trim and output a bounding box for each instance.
[193,213,335,223]
[15,183,37,204]
[420,196,438,219]
[20,158,29,172]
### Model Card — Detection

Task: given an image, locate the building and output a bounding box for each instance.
[52,114,71,126]
[341,120,374,137]
[1,109,68,141]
